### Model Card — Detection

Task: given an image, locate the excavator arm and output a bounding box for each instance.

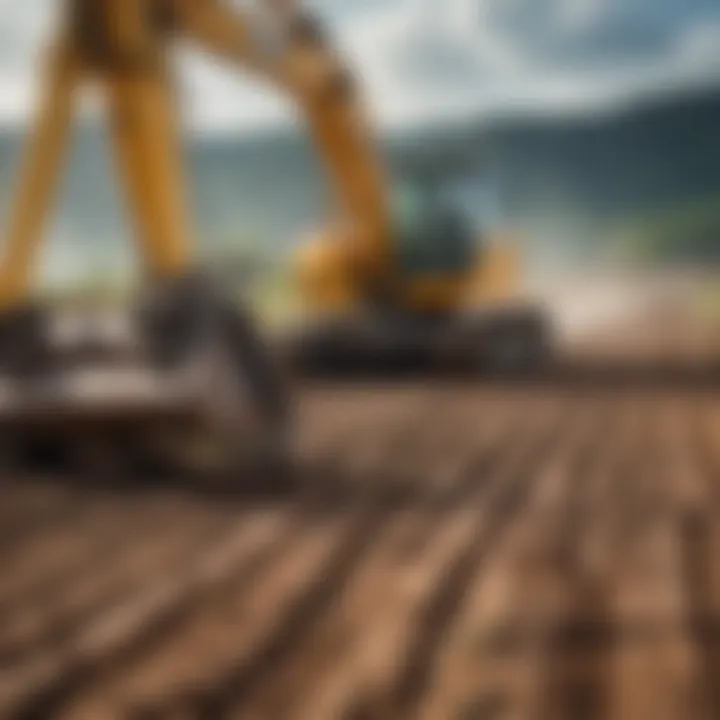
[0,0,390,312]
[170,0,391,284]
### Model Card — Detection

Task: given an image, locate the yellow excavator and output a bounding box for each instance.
[0,0,360,476]
[289,161,552,373]
[0,0,549,475]
[277,24,552,375]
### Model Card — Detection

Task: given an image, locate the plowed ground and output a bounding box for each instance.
[3,297,720,720]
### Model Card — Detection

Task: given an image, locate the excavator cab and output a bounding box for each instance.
[392,178,478,279]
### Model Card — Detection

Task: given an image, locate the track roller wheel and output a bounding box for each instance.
[476,309,554,376]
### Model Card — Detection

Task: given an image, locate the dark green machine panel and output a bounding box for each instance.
[391,182,477,276]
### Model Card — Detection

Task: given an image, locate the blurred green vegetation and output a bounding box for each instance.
[39,233,300,324]
[40,271,132,312]
[609,195,720,266]
[36,191,720,324]
[206,234,298,326]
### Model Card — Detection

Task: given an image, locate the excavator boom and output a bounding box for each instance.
[173,0,392,280]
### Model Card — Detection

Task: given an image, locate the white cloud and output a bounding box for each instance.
[675,21,720,74]
[360,0,720,124]
[0,0,719,134]
[176,52,294,134]
[0,0,60,123]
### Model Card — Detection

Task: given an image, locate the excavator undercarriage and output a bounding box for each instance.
[0,273,291,481]
[286,303,553,377]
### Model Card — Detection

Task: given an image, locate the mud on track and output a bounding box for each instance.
[3,311,720,718]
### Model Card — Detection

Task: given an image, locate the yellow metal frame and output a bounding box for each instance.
[0,0,391,311]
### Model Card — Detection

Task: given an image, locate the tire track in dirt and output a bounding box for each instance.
[0,492,217,634]
[336,399,564,720]
[672,397,720,719]
[533,396,641,720]
[417,396,608,720]
[3,321,720,719]
[0,505,307,719]
[50,393,436,719]
[0,510,227,671]
[226,395,553,720]
[605,395,702,720]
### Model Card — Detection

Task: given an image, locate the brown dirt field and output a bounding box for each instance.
[3,296,720,720]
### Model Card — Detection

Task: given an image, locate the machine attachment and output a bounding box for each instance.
[0,274,292,485]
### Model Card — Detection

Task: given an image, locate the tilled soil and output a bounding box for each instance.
[3,306,720,720]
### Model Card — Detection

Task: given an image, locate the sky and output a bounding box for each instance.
[0,0,719,134]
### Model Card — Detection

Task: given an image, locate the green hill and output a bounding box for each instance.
[1,83,720,282]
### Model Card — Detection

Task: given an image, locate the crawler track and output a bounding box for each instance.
[2,304,720,719]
